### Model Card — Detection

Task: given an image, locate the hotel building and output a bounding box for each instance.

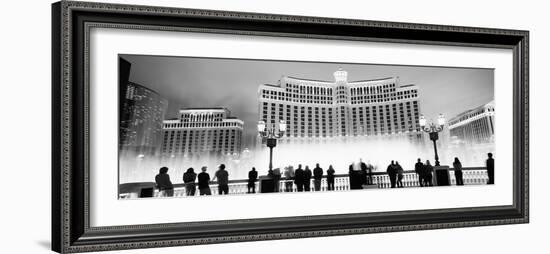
[119,81,168,157]
[448,100,495,144]
[257,69,423,142]
[161,108,244,158]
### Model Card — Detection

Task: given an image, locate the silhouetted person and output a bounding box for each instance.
[359,159,368,186]
[486,153,495,184]
[396,161,404,188]
[415,158,425,187]
[198,166,212,195]
[327,165,336,191]
[294,164,305,192]
[213,164,229,195]
[303,166,312,191]
[350,162,365,190]
[424,160,434,186]
[366,161,374,185]
[272,167,282,192]
[348,163,353,188]
[155,167,174,197]
[313,163,324,191]
[386,161,397,188]
[183,167,197,196]
[453,157,464,186]
[247,167,258,193]
[349,163,360,190]
[284,166,295,192]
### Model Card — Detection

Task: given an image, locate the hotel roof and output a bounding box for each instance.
[283,75,397,84]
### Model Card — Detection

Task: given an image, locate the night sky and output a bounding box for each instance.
[121,54,494,148]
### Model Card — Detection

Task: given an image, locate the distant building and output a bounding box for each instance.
[119,81,168,157]
[161,108,244,158]
[257,69,423,142]
[448,100,495,144]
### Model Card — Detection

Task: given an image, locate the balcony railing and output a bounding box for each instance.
[119,167,488,199]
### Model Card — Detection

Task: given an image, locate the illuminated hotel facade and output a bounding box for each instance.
[161,108,244,158]
[257,69,423,142]
[119,81,168,157]
[448,101,495,144]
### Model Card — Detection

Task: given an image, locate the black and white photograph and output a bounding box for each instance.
[118,55,496,199]
[2,0,545,253]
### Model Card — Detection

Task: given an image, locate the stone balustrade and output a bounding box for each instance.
[119,167,489,199]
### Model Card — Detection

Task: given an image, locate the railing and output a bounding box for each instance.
[119,167,488,199]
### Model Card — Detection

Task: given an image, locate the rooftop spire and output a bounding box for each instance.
[333,68,348,83]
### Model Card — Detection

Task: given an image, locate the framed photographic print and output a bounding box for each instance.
[51,0,529,253]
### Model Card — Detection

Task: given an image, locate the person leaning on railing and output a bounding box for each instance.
[359,159,368,186]
[396,161,404,188]
[313,163,324,191]
[453,158,464,186]
[486,153,495,184]
[272,167,281,192]
[212,164,229,195]
[284,166,295,192]
[303,166,312,191]
[415,158,425,187]
[348,163,360,190]
[155,167,174,197]
[326,165,335,191]
[198,166,211,195]
[294,164,305,192]
[183,167,197,196]
[423,160,434,187]
[248,167,258,194]
[386,161,397,188]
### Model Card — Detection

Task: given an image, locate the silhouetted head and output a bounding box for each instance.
[426,160,431,165]
[454,157,460,164]
[316,163,320,167]
[186,167,194,174]
[305,166,310,170]
[252,167,256,171]
[298,164,302,169]
[488,153,493,158]
[396,161,400,165]
[417,158,421,162]
[329,165,334,170]
[219,164,226,170]
[391,160,395,165]
[201,166,207,172]
[159,167,169,174]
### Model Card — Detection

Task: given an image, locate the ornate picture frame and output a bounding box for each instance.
[51,1,529,253]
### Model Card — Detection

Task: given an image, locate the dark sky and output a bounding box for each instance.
[121,55,494,148]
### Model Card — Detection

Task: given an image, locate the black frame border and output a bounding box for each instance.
[52,1,529,253]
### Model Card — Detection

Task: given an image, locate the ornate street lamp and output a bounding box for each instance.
[257,120,286,171]
[419,114,446,166]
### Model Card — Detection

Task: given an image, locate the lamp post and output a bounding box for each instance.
[257,120,286,171]
[419,114,446,166]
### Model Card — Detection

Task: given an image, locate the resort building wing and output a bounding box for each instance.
[448,100,495,144]
[161,108,244,158]
[257,69,423,142]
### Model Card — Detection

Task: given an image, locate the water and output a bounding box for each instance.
[119,137,494,184]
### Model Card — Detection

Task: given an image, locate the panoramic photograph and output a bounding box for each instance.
[117,55,496,199]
